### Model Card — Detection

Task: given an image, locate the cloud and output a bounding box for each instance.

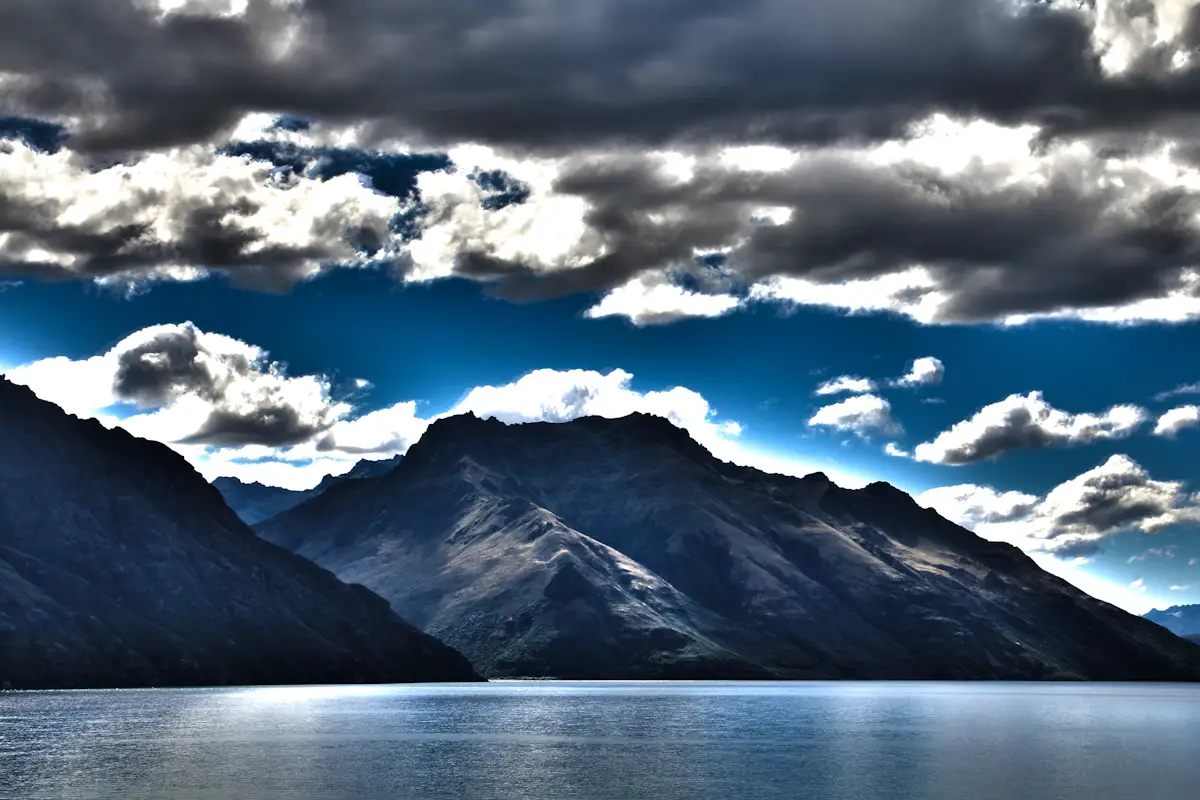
[317,401,428,457]
[583,273,742,326]
[808,393,901,437]
[446,130,1200,325]
[1127,546,1178,563]
[0,4,1197,326]
[0,128,470,291]
[890,356,945,388]
[7,322,351,448]
[917,484,1039,528]
[914,391,1147,465]
[4,0,1199,154]
[920,454,1200,557]
[446,368,737,446]
[815,376,877,396]
[1130,577,1147,592]
[1156,382,1200,401]
[884,442,911,458]
[1154,405,1200,437]
[1171,585,1194,591]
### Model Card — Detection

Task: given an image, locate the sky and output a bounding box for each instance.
[2,0,1200,615]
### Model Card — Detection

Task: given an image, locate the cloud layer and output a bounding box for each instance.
[2,2,1200,324]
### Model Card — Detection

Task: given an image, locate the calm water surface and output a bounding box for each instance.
[1,681,1198,799]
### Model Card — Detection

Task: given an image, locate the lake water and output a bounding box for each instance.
[1,682,1198,799]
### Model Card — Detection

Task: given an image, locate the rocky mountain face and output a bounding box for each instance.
[214,455,403,524]
[0,379,478,689]
[257,413,1200,681]
[1145,605,1200,638]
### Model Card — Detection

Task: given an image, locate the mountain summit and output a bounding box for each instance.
[257,413,1200,680]
[0,378,479,689]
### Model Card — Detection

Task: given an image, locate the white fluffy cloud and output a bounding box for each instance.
[445,368,734,449]
[808,393,901,437]
[815,376,877,396]
[890,356,944,388]
[1154,405,1200,438]
[917,484,1038,529]
[920,455,1200,558]
[583,273,742,326]
[914,392,1147,465]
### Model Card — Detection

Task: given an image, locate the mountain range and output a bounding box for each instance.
[0,377,479,689]
[256,413,1200,681]
[1145,605,1200,639]
[214,456,403,524]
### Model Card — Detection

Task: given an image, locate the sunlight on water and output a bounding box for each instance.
[2,682,1198,800]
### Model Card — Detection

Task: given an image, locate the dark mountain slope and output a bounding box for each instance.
[258,413,1200,681]
[0,378,479,689]
[214,455,403,524]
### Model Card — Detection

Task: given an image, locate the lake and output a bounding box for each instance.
[1,682,1198,799]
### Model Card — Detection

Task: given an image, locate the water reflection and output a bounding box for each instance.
[1,682,1198,799]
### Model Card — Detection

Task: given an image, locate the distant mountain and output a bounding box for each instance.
[1144,605,1200,638]
[214,455,403,524]
[257,413,1200,681]
[0,378,478,689]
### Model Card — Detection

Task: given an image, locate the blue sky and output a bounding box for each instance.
[3,1,1200,615]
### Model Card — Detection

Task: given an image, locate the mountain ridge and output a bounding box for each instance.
[1144,604,1200,638]
[257,412,1200,681]
[214,455,404,524]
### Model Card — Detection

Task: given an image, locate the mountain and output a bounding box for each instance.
[256,413,1200,681]
[214,455,403,524]
[1145,605,1200,638]
[0,378,479,689]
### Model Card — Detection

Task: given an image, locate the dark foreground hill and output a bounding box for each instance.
[257,413,1200,681]
[0,378,479,689]
[214,456,403,525]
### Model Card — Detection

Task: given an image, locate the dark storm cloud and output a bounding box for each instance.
[455,152,1200,323]
[112,324,233,407]
[107,322,344,447]
[4,0,1200,323]
[180,405,331,447]
[0,165,361,291]
[1,0,1198,154]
